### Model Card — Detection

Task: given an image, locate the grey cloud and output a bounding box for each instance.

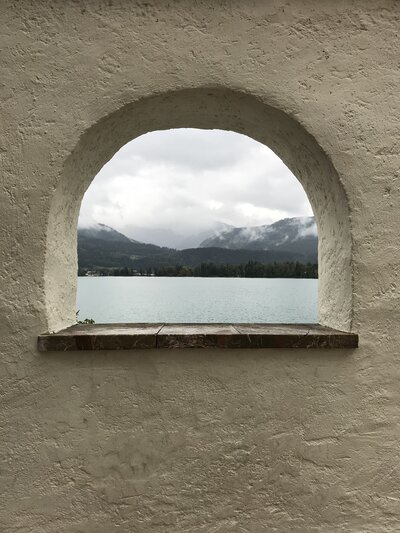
[120,129,256,170]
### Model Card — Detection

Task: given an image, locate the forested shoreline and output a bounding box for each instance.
[79,260,318,279]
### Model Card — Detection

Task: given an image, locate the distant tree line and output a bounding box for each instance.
[79,261,317,279]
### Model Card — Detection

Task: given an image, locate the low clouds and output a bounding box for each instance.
[79,129,314,247]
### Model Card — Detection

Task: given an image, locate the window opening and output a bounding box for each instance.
[76,129,318,324]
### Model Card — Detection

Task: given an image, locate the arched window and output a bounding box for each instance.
[76,128,318,325]
[43,88,353,337]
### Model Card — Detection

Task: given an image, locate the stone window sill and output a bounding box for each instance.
[38,323,358,351]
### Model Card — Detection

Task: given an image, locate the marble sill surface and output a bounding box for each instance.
[38,323,358,351]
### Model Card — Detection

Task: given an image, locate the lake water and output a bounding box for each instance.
[77,277,318,323]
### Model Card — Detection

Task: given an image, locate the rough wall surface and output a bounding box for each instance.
[0,1,399,531]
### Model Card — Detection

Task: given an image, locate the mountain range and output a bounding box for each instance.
[78,217,317,271]
[200,216,317,258]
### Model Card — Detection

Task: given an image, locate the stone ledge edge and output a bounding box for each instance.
[38,324,358,351]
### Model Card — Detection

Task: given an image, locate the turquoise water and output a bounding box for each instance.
[76,277,318,323]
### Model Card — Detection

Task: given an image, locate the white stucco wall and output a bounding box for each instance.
[1,1,399,531]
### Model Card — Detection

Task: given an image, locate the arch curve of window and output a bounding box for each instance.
[44,87,353,334]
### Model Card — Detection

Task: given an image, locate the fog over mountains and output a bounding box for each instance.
[115,221,234,250]
[199,216,317,258]
[78,217,317,270]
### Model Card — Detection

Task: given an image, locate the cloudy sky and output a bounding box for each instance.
[79,129,313,248]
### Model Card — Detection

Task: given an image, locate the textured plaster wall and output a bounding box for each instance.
[0,1,399,531]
